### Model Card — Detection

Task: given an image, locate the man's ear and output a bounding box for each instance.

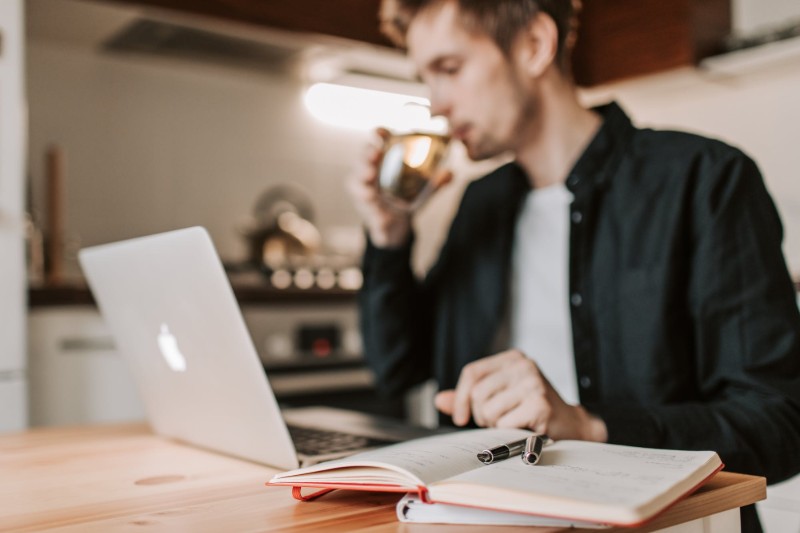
[516,12,559,78]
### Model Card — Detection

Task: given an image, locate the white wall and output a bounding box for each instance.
[26,43,365,273]
[733,0,800,34]
[0,0,28,431]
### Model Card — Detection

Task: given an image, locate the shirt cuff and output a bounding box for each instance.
[363,233,414,279]
[590,405,664,448]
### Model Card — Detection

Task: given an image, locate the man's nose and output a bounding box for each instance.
[428,90,451,120]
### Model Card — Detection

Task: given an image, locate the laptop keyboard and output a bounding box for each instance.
[287,424,398,456]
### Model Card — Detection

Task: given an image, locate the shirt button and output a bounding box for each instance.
[570,293,583,307]
[571,211,583,224]
[579,376,592,389]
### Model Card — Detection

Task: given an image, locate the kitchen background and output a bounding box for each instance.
[3,0,800,529]
[23,0,800,276]
[24,0,488,280]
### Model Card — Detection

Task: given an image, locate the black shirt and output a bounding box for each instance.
[360,103,800,529]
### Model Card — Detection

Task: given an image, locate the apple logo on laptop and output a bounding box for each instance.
[157,324,187,372]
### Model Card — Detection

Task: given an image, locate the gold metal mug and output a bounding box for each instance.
[378,132,451,210]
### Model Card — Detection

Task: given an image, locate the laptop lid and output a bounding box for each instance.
[79,227,301,470]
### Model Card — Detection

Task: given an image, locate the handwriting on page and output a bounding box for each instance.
[605,448,695,469]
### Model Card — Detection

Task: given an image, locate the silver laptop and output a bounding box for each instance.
[79,226,425,470]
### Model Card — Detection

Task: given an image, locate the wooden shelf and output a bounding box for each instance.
[28,281,357,308]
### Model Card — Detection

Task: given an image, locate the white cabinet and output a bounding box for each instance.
[28,308,145,426]
[758,475,800,533]
[0,380,27,429]
[0,0,27,432]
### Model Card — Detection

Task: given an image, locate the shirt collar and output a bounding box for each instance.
[565,101,636,194]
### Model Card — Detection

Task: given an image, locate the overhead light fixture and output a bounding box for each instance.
[301,49,446,133]
[700,35,800,76]
[303,82,447,133]
[699,19,800,76]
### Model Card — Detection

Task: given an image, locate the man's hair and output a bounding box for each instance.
[380,0,581,72]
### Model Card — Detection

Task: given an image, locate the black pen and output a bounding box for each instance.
[477,437,528,464]
[521,434,549,465]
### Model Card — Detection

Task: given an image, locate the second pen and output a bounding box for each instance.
[477,437,528,464]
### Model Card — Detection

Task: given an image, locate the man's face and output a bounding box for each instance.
[406,1,536,161]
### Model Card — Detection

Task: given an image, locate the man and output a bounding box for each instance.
[349,1,800,530]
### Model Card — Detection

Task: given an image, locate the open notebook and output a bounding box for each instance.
[269,428,723,527]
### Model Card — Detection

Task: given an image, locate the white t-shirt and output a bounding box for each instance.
[509,183,579,405]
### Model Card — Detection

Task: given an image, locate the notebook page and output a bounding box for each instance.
[271,428,531,486]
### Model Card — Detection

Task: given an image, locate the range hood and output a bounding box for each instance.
[701,0,800,75]
[102,18,304,73]
[700,18,800,76]
[26,0,416,85]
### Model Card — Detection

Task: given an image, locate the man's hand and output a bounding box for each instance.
[434,349,608,442]
[346,128,452,249]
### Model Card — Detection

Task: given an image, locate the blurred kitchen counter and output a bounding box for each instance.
[28,279,357,307]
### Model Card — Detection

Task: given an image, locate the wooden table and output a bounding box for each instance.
[0,423,765,532]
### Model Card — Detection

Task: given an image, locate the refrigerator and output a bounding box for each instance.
[0,0,28,431]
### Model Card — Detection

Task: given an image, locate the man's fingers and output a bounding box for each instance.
[452,363,486,426]
[475,386,524,427]
[469,370,510,426]
[452,390,471,426]
[432,169,453,191]
[363,128,390,166]
[496,398,552,433]
[434,390,456,415]
[452,359,497,425]
[452,351,526,426]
